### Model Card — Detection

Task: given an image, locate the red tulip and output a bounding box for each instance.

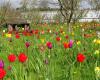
[32,30,35,34]
[18,53,28,63]
[8,54,16,62]
[25,42,30,48]
[35,30,39,34]
[63,42,69,49]
[77,53,85,63]
[56,37,61,42]
[0,68,6,79]
[22,31,27,36]
[46,42,52,49]
[65,35,69,39]
[15,33,20,39]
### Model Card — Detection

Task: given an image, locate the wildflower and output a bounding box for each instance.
[95,67,100,78]
[0,68,6,79]
[41,30,45,34]
[77,53,85,63]
[46,42,52,49]
[62,32,65,36]
[15,33,20,39]
[93,39,96,43]
[95,67,100,72]
[93,39,100,44]
[76,41,81,45]
[35,30,39,34]
[56,37,61,42]
[65,35,69,39]
[6,33,11,38]
[22,31,27,36]
[8,54,16,62]
[69,40,74,48]
[94,50,99,55]
[0,60,4,69]
[96,40,100,44]
[3,30,5,33]
[22,28,24,30]
[47,29,52,33]
[71,32,74,36]
[25,42,30,48]
[18,53,28,63]
[40,38,45,43]
[82,29,84,32]
[63,42,69,49]
[49,30,52,33]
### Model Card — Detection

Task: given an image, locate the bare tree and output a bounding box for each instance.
[0,0,11,25]
[58,0,87,33]
[20,0,29,11]
[88,0,100,10]
[0,0,22,26]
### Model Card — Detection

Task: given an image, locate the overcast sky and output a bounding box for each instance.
[0,0,91,9]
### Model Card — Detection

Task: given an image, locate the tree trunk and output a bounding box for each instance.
[67,23,72,34]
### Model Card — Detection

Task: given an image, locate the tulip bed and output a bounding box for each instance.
[0,24,100,80]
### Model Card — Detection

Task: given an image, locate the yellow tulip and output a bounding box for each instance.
[93,39,96,43]
[93,39,100,44]
[95,67,100,78]
[62,31,65,36]
[95,67,100,72]
[94,50,99,55]
[8,34,12,38]
[41,38,45,43]
[96,40,100,44]
[71,32,74,36]
[76,41,81,45]
[6,33,12,38]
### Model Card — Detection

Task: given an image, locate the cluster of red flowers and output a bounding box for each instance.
[63,40,73,49]
[8,53,28,63]
[32,29,39,35]
[0,53,28,79]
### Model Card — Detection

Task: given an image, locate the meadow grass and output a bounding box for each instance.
[0,24,100,80]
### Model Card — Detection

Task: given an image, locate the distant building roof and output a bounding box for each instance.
[5,18,28,24]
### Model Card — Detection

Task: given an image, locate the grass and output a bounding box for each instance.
[0,24,100,80]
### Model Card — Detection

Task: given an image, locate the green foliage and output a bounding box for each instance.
[0,24,100,80]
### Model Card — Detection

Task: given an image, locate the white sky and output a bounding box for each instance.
[0,0,91,8]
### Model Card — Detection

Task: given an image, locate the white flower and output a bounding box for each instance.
[3,30,5,33]
[96,31,100,38]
